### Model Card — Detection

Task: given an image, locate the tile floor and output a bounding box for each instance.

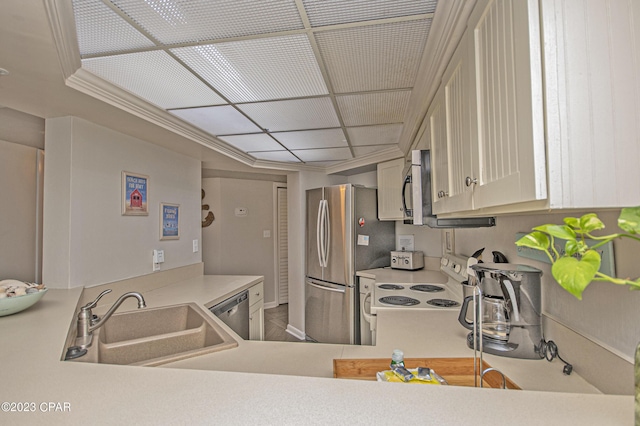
[264,304,305,343]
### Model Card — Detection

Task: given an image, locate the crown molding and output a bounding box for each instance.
[325,146,404,175]
[43,0,82,80]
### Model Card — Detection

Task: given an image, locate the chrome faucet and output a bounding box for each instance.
[75,289,146,349]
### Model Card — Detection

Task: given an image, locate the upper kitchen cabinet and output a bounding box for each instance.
[430,0,640,216]
[377,158,406,221]
[431,0,546,216]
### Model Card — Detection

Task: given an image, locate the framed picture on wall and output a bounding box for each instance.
[160,202,180,240]
[122,171,149,216]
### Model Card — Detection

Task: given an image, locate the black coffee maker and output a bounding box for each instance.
[458,263,543,359]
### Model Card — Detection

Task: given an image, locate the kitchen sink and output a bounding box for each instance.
[72,303,238,366]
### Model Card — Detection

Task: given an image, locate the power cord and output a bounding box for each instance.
[536,339,573,375]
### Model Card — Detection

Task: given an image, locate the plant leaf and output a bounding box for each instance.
[515,231,550,251]
[618,207,640,234]
[551,250,601,300]
[563,217,580,229]
[579,213,605,233]
[564,239,579,256]
[534,224,576,241]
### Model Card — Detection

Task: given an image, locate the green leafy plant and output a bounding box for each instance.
[515,207,640,299]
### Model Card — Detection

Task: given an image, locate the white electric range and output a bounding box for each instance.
[370,253,470,312]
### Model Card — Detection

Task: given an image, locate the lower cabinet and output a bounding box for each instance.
[249,282,264,341]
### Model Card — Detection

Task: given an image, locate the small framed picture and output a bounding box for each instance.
[122,171,149,216]
[160,203,180,240]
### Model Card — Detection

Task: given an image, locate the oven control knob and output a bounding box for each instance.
[392,257,397,264]
[404,258,409,264]
[453,263,461,273]
[441,258,449,266]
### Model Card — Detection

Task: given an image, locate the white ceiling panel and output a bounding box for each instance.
[248,150,300,162]
[73,0,155,56]
[337,91,410,126]
[292,147,352,162]
[219,134,283,152]
[315,19,431,93]
[169,105,260,135]
[108,0,304,44]
[353,144,397,157]
[238,98,340,132]
[172,35,327,103]
[272,128,347,150]
[347,124,404,146]
[302,0,437,27]
[82,51,227,109]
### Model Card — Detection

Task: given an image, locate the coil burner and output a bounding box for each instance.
[410,284,445,293]
[378,284,405,290]
[378,296,420,306]
[426,299,461,308]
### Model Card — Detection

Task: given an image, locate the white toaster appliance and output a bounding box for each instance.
[390,251,424,270]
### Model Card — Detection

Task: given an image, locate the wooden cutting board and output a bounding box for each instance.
[333,357,520,390]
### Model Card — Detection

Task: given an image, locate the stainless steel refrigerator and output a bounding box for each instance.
[305,184,395,344]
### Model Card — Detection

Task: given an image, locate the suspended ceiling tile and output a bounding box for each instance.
[169,105,260,135]
[249,150,300,162]
[353,144,397,156]
[302,0,437,27]
[109,0,304,45]
[238,98,340,131]
[337,91,410,126]
[292,147,352,162]
[347,124,404,146]
[82,51,227,109]
[172,35,327,103]
[303,160,343,167]
[315,19,431,93]
[272,128,347,150]
[73,0,155,56]
[218,134,283,152]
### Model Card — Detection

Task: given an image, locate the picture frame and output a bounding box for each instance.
[122,171,149,216]
[160,202,180,240]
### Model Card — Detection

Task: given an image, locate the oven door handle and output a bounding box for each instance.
[361,291,372,322]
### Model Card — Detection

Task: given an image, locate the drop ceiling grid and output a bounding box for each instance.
[248,150,300,162]
[171,35,328,103]
[337,91,411,127]
[169,105,261,136]
[314,19,432,93]
[292,147,352,162]
[237,98,340,132]
[271,128,348,150]
[73,0,155,55]
[301,0,437,27]
[347,123,404,146]
[218,134,284,152]
[81,50,227,109]
[107,0,305,44]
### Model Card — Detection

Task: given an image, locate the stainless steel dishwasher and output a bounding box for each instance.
[210,290,250,340]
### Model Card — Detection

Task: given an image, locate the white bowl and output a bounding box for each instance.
[0,289,48,317]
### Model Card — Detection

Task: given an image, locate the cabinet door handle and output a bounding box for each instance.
[465,177,478,187]
[437,190,449,198]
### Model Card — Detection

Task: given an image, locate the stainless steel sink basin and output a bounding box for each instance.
[73,303,238,366]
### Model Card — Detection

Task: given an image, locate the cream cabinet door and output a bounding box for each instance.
[376,158,406,220]
[428,86,449,215]
[470,0,547,209]
[440,28,476,213]
[248,282,264,341]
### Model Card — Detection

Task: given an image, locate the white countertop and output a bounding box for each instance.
[0,272,633,425]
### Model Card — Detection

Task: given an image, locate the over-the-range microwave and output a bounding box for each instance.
[402,150,496,228]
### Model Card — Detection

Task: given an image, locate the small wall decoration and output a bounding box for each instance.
[160,202,180,240]
[122,171,149,215]
[201,189,214,227]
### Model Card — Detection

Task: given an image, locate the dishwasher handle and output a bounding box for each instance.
[210,290,249,316]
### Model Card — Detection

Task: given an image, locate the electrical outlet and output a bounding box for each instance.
[193,239,199,252]
[263,230,271,238]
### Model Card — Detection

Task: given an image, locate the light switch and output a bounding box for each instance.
[193,239,199,253]
[263,230,271,238]
[153,249,165,264]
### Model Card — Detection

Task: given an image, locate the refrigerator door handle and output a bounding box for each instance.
[307,280,346,294]
[316,200,324,268]
[323,199,330,268]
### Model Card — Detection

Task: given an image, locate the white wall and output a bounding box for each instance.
[0,140,41,282]
[43,117,202,288]
[454,210,640,362]
[201,177,278,305]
